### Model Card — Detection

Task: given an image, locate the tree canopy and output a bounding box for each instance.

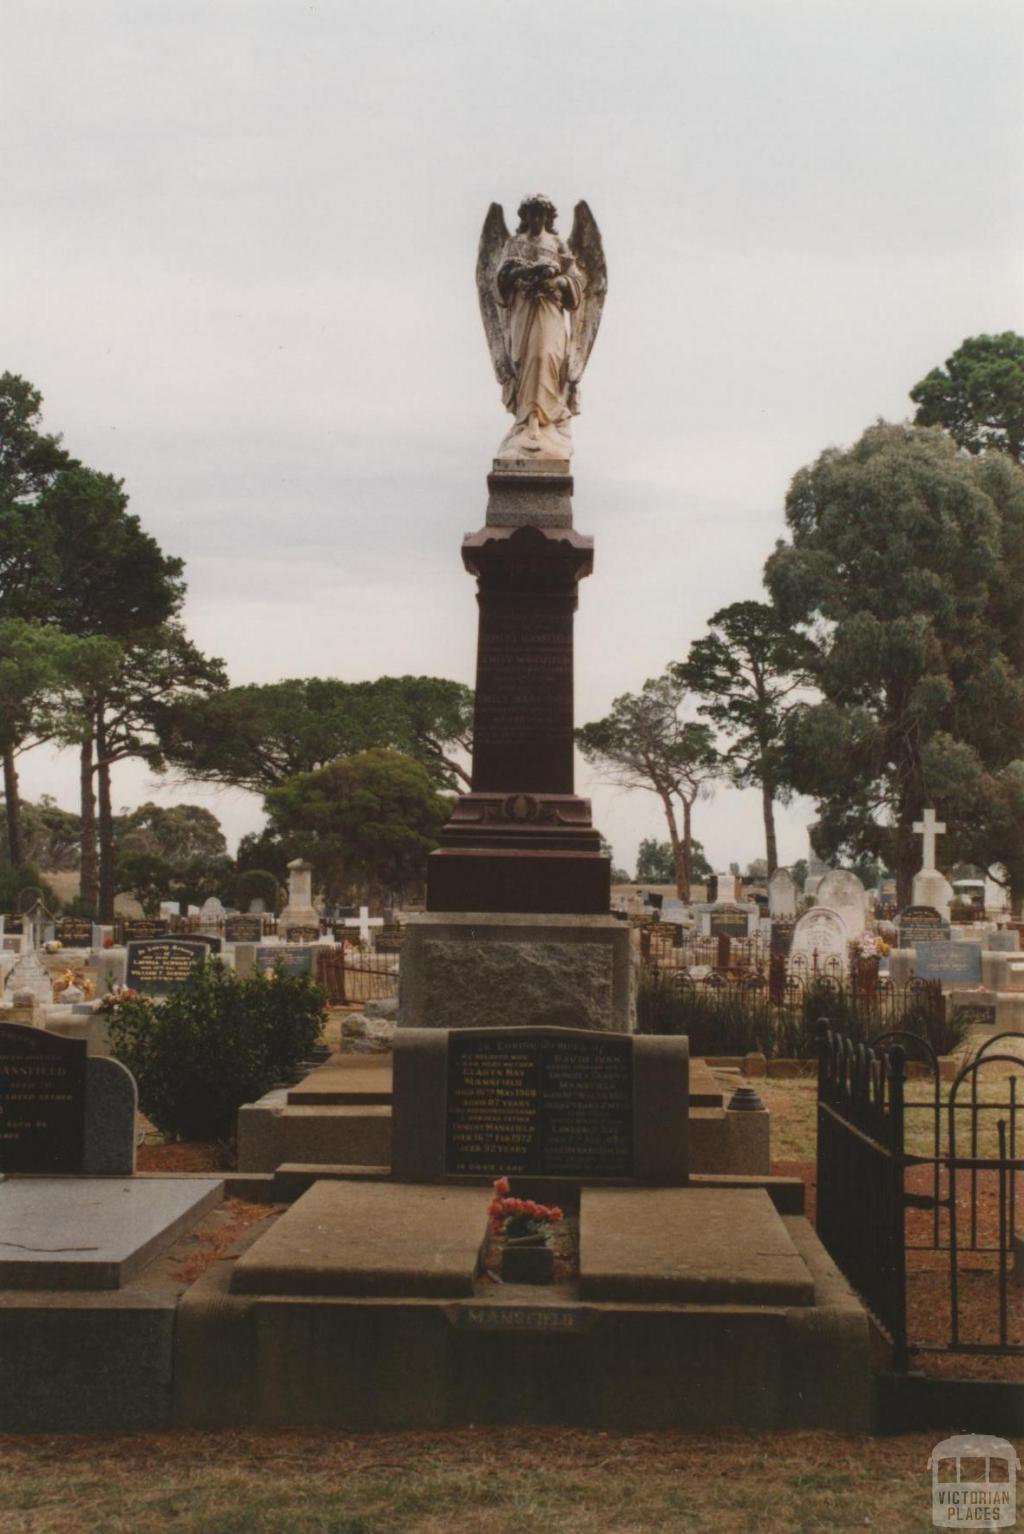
[910,332,1024,463]
[265,748,450,904]
[158,675,473,796]
[576,674,720,899]
[765,422,1024,904]
[635,836,713,885]
[674,600,814,875]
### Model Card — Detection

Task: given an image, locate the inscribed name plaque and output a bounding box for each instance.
[285,925,321,944]
[121,918,170,941]
[126,936,219,996]
[225,914,263,943]
[55,917,92,947]
[709,909,749,940]
[897,906,949,947]
[0,1024,86,1172]
[950,999,997,1030]
[914,941,982,985]
[445,1030,633,1178]
[256,945,314,977]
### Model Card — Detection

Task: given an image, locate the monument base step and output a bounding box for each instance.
[174,1183,870,1431]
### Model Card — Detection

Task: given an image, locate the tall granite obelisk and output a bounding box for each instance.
[399,195,632,1033]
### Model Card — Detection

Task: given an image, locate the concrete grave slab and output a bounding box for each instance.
[230,1179,484,1298]
[579,1186,814,1306]
[0,1177,223,1290]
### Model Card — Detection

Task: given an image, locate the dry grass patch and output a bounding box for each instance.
[0,1428,968,1534]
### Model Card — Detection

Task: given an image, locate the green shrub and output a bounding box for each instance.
[106,958,326,1142]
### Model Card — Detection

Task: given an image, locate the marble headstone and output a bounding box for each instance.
[790,907,849,974]
[768,869,797,919]
[815,871,868,939]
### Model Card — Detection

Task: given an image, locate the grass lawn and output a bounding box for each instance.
[0,1428,969,1533]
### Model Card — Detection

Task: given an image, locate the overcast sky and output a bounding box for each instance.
[4,0,1023,876]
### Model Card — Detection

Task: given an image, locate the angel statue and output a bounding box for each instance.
[477,194,607,462]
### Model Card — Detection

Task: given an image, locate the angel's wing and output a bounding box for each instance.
[476,203,515,410]
[566,201,607,411]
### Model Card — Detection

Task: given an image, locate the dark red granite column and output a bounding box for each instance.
[427,507,611,915]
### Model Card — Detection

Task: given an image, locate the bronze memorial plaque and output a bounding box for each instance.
[445,1030,632,1178]
[0,1023,87,1173]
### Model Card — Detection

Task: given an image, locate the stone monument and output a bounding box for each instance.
[911,808,954,920]
[400,195,630,1031]
[276,858,320,935]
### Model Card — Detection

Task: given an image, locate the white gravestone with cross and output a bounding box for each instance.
[911,807,954,921]
[344,906,384,948]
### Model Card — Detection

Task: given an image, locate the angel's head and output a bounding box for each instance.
[517,195,557,236]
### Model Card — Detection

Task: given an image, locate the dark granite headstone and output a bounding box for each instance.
[285,925,321,944]
[126,935,219,996]
[709,909,749,940]
[897,906,949,946]
[4,916,23,935]
[55,917,93,947]
[255,945,314,977]
[950,999,997,1030]
[122,918,170,941]
[0,1024,87,1172]
[914,941,983,984]
[444,1030,633,1178]
[770,921,795,957]
[224,914,263,943]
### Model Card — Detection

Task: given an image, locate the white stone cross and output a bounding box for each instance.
[343,906,385,946]
[913,808,946,872]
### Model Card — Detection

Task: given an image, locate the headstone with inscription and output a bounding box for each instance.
[914,941,983,985]
[789,907,849,974]
[256,945,315,978]
[225,913,263,943]
[709,908,750,939]
[815,870,868,938]
[122,918,170,941]
[126,935,221,996]
[897,906,950,947]
[392,1025,688,1184]
[285,925,321,944]
[55,917,93,948]
[0,1022,136,1174]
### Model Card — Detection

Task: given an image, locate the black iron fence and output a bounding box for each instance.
[817,1027,1024,1370]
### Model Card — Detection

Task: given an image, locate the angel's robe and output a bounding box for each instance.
[496,232,582,430]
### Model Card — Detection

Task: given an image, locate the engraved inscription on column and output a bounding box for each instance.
[472,597,575,792]
[445,1030,633,1177]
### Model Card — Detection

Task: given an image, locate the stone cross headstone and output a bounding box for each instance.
[789,907,849,974]
[815,870,868,939]
[344,906,384,947]
[911,807,953,919]
[768,869,797,919]
[913,808,946,871]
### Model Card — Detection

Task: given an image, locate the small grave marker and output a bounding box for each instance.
[224,914,263,943]
[55,917,93,947]
[913,941,983,985]
[709,909,749,940]
[285,925,321,944]
[256,945,314,977]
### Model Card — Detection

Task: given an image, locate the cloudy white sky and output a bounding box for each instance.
[4,0,1023,876]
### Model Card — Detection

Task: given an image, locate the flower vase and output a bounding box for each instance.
[501,1229,554,1285]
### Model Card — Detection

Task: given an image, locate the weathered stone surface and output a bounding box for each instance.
[579,1187,813,1306]
[400,913,633,1033]
[230,1180,484,1298]
[0,1177,223,1289]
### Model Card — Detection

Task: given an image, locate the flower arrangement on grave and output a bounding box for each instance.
[103,936,115,950]
[487,1177,563,1244]
[98,984,140,1012]
[43,940,63,954]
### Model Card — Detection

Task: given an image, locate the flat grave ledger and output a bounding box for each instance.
[914,941,983,985]
[709,909,750,940]
[55,917,92,947]
[0,1022,136,1174]
[224,914,263,943]
[256,945,315,977]
[126,935,222,995]
[445,1029,632,1178]
[285,925,321,944]
[392,1024,688,1185]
